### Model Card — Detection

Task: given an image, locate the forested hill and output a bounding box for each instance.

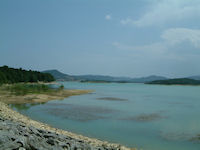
[43,69,168,83]
[0,66,55,84]
[146,78,200,85]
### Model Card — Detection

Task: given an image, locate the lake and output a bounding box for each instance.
[11,82,200,150]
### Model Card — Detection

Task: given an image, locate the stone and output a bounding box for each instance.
[0,116,125,150]
[19,147,26,150]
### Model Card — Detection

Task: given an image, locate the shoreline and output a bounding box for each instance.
[0,87,94,104]
[0,86,135,150]
[0,102,134,150]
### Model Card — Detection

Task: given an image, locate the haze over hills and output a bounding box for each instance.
[43,69,168,83]
[146,78,200,85]
[188,75,200,80]
[42,70,75,81]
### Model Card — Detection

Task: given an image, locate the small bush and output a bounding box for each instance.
[58,85,64,90]
[4,83,52,95]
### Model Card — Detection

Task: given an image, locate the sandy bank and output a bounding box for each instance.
[0,88,93,104]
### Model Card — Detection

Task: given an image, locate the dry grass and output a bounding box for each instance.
[0,83,93,104]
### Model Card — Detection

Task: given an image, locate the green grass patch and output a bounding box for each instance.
[1,83,64,96]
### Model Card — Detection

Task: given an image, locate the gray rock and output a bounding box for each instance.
[0,116,121,150]
[19,147,26,150]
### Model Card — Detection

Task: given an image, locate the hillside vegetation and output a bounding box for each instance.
[0,83,64,96]
[0,66,55,84]
[146,78,200,85]
[43,69,168,83]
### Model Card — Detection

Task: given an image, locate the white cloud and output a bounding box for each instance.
[112,40,185,62]
[112,27,200,63]
[112,41,166,54]
[112,27,200,76]
[161,28,200,48]
[105,14,112,20]
[120,18,134,25]
[113,28,200,51]
[121,0,200,27]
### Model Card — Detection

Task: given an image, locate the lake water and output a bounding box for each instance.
[11,82,200,150]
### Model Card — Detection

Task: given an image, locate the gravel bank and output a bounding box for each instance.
[0,102,136,150]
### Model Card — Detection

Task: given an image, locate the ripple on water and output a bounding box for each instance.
[160,131,194,141]
[121,113,167,122]
[44,103,117,122]
[96,97,128,102]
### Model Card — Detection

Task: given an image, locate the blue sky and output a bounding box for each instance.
[1,0,200,77]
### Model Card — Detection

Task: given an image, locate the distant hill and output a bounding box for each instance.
[0,66,55,84]
[43,69,168,83]
[188,75,200,80]
[42,70,75,81]
[74,75,134,82]
[42,70,133,82]
[74,75,167,83]
[146,78,200,85]
[129,75,167,83]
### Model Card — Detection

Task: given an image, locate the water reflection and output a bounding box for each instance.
[121,113,167,122]
[160,131,193,141]
[10,102,46,111]
[96,97,128,102]
[44,103,117,122]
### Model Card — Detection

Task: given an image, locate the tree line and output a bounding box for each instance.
[0,66,55,84]
[146,78,200,85]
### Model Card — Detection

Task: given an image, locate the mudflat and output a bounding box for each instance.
[0,83,93,104]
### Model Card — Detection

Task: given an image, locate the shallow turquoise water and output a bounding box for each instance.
[11,82,200,150]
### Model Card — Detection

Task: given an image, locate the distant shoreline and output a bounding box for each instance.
[0,82,93,104]
[1,88,93,104]
[0,102,133,150]
[145,78,200,86]
[0,82,134,150]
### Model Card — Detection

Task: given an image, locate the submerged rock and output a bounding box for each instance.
[44,103,116,122]
[190,134,200,142]
[122,113,165,122]
[96,97,128,102]
[160,131,193,141]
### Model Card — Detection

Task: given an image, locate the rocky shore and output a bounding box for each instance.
[0,102,135,150]
[0,116,103,150]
